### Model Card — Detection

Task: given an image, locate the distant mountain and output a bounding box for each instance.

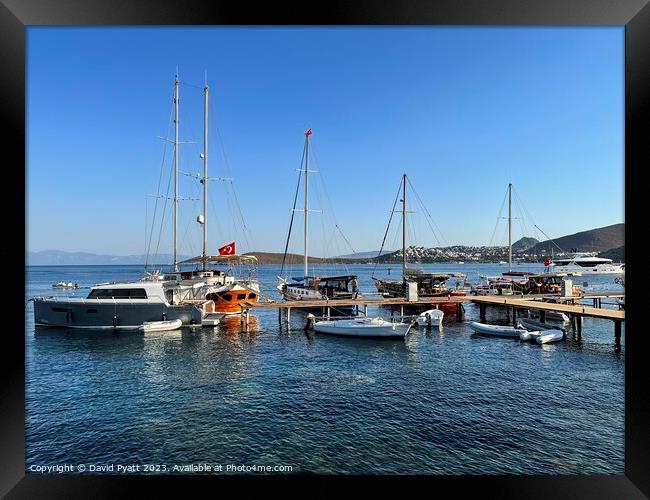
[512,237,539,252]
[598,245,625,262]
[243,252,333,265]
[526,223,624,255]
[243,252,370,264]
[28,249,350,266]
[28,250,191,266]
[335,250,386,259]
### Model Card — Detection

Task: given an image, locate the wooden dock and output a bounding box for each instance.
[236,291,624,350]
[469,295,624,321]
[469,295,624,351]
[243,296,467,309]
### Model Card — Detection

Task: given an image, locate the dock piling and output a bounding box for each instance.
[456,303,465,322]
[614,320,622,351]
[576,315,582,340]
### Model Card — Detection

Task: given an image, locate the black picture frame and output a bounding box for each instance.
[4,0,648,497]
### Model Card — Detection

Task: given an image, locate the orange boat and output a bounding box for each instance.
[207,283,260,314]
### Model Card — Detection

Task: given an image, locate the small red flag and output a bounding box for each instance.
[218,242,236,255]
[305,128,312,136]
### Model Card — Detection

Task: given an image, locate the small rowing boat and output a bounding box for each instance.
[469,321,527,338]
[416,308,444,328]
[138,318,183,333]
[307,314,414,339]
[516,319,565,344]
[535,329,565,344]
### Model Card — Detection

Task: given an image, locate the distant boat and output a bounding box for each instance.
[306,314,413,338]
[52,281,78,289]
[371,174,466,316]
[543,252,624,275]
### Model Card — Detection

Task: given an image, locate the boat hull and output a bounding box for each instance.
[519,330,542,342]
[469,321,525,338]
[548,264,624,275]
[139,319,183,332]
[207,283,260,315]
[312,318,410,338]
[33,298,201,330]
[536,330,565,344]
[416,309,444,327]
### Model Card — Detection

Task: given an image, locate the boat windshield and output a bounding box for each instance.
[87,288,148,299]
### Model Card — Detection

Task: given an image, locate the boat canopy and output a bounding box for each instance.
[179,254,258,264]
[317,275,357,282]
[405,273,452,281]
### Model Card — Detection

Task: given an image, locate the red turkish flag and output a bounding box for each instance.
[218,242,236,255]
[305,128,312,136]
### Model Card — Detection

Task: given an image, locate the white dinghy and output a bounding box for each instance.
[306,314,414,339]
[139,318,183,333]
[469,321,527,339]
[516,319,565,344]
[416,308,444,328]
[519,330,543,342]
[535,329,565,344]
[529,310,569,323]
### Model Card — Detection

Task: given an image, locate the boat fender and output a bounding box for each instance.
[161,312,168,321]
[112,315,119,328]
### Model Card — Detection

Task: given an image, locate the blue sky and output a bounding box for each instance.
[27,27,624,257]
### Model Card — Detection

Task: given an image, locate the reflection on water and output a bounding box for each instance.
[25,264,624,474]
[219,314,260,336]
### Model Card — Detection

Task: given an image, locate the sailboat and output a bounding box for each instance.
[371,174,466,316]
[276,129,360,314]
[472,183,581,297]
[32,73,259,329]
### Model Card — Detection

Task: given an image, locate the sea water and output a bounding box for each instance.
[25,263,624,474]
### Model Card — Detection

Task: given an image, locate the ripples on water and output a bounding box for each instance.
[25,264,624,474]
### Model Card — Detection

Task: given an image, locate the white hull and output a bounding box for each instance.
[545,253,624,275]
[516,319,564,343]
[536,330,565,344]
[469,321,526,338]
[529,310,569,323]
[312,317,412,338]
[548,263,624,275]
[519,330,543,342]
[139,318,183,332]
[416,309,444,327]
[517,318,563,332]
